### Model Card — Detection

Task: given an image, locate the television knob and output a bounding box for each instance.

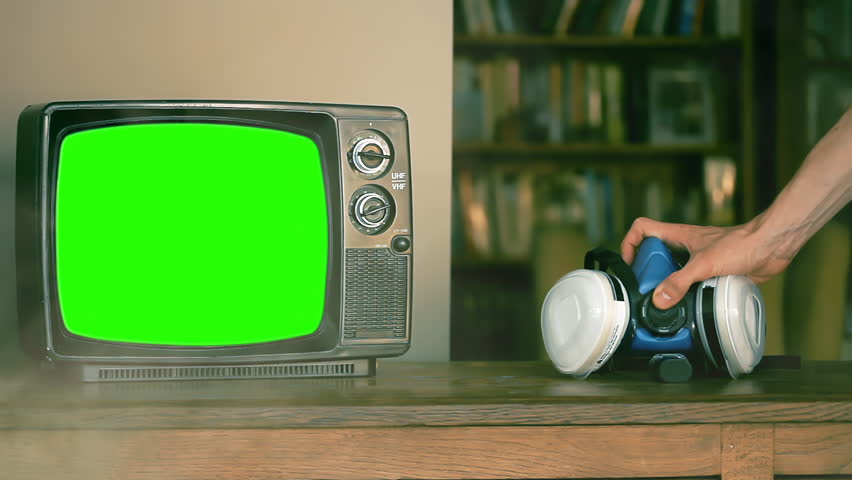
[392,236,411,253]
[349,185,395,235]
[349,131,393,178]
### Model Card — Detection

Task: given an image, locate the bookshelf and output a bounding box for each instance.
[455,142,736,157]
[451,0,758,361]
[775,0,852,353]
[776,0,852,189]
[455,35,740,48]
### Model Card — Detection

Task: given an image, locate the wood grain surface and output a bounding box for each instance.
[2,425,721,480]
[2,361,851,429]
[775,423,852,475]
[2,361,852,479]
[721,424,773,480]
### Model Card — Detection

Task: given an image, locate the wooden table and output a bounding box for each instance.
[1,360,851,479]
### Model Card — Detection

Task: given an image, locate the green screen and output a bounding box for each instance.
[55,122,328,346]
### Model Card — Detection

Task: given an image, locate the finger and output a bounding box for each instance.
[621,217,691,264]
[652,259,713,309]
[620,217,662,264]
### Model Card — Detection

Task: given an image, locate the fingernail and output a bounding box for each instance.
[654,289,672,310]
[654,289,672,308]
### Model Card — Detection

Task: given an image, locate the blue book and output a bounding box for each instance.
[679,0,697,35]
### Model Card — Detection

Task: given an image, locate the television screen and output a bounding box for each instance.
[16,101,412,381]
[57,123,327,346]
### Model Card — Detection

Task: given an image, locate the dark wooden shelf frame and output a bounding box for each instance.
[454,34,742,50]
[454,141,736,156]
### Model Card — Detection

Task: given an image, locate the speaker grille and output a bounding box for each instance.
[343,248,409,341]
[88,361,369,382]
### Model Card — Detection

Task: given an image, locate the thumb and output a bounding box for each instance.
[652,261,708,309]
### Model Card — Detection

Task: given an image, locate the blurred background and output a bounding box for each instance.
[1,0,850,366]
[450,0,852,362]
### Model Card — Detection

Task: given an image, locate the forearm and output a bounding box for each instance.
[750,107,852,259]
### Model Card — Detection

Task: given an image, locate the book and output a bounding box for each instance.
[622,0,646,36]
[586,63,604,140]
[492,168,535,259]
[692,0,706,35]
[501,56,522,142]
[548,59,565,143]
[477,60,495,141]
[457,169,495,257]
[453,57,485,143]
[490,56,509,141]
[651,0,673,35]
[479,0,498,34]
[493,0,518,34]
[461,0,483,34]
[678,0,698,36]
[520,58,551,142]
[454,0,468,34]
[598,0,629,35]
[602,63,626,143]
[470,55,525,142]
[560,56,574,141]
[553,0,582,35]
[569,60,587,139]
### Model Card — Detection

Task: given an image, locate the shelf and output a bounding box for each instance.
[454,142,735,157]
[454,35,741,50]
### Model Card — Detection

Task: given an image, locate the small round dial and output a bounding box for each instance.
[640,295,687,335]
[348,130,393,178]
[349,185,396,235]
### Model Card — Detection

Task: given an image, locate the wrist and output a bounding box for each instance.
[746,208,812,262]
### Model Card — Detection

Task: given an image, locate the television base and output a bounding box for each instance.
[76,358,377,382]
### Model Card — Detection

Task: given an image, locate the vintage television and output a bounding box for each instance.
[15,100,413,381]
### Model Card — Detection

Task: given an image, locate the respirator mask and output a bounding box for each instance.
[541,237,766,382]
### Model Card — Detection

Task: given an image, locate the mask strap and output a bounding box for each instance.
[584,247,639,294]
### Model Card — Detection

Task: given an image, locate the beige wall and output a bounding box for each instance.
[0,0,452,361]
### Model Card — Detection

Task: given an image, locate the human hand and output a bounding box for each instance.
[620,217,795,310]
